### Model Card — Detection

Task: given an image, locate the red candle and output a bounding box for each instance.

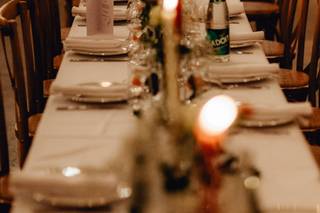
[195,95,238,159]
[194,95,238,212]
[175,0,182,35]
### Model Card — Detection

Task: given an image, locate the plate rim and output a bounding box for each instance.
[203,74,271,84]
[239,116,294,128]
[71,49,128,56]
[230,41,257,49]
[32,192,129,208]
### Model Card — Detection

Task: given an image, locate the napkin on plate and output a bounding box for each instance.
[230,31,265,45]
[227,0,244,16]
[64,36,128,53]
[204,63,279,80]
[51,82,129,99]
[11,170,120,204]
[241,102,312,121]
[71,5,86,17]
[72,5,127,20]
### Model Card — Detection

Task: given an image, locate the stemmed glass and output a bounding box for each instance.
[183,0,208,43]
[178,1,211,102]
[127,0,146,53]
[128,43,156,114]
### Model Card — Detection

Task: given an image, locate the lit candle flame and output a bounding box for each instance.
[198,95,238,136]
[163,0,179,12]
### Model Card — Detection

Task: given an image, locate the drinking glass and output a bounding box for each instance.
[128,44,156,114]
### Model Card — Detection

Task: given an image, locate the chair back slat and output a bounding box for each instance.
[19,2,37,115]
[278,0,310,69]
[279,0,297,68]
[0,75,9,176]
[309,3,320,106]
[27,0,47,112]
[28,0,62,81]
[278,0,290,42]
[8,20,31,164]
[296,0,310,71]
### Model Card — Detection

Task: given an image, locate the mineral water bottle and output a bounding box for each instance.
[206,0,230,62]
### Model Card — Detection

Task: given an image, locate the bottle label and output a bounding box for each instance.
[207,28,230,55]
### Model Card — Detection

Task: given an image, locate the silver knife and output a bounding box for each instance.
[56,104,127,111]
[69,57,129,62]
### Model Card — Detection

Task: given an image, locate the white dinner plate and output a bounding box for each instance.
[203,73,271,84]
[239,116,294,127]
[33,193,127,208]
[32,189,130,208]
[230,41,257,49]
[72,48,129,56]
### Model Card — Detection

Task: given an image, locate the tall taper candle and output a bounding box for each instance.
[162,0,181,122]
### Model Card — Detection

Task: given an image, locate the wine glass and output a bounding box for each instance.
[183,0,208,48]
[128,44,156,115]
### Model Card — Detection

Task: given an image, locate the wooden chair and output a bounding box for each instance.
[0,0,43,166]
[27,0,62,81]
[0,55,13,213]
[296,4,320,144]
[310,145,320,168]
[260,0,307,69]
[244,0,279,40]
[28,0,80,74]
[275,0,310,102]
[298,1,320,159]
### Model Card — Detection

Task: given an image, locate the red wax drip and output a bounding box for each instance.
[175,0,182,35]
[199,149,222,213]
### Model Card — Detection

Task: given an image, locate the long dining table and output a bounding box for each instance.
[11,6,320,213]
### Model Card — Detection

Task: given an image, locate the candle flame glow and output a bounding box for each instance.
[198,95,238,136]
[163,0,179,11]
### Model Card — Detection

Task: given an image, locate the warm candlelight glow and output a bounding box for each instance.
[198,95,238,136]
[163,0,179,12]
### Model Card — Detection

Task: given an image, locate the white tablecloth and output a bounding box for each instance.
[12,13,320,213]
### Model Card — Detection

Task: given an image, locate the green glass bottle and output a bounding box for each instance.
[206,0,230,62]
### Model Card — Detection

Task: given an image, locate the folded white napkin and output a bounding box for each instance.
[227,0,244,16]
[64,36,128,53]
[51,82,128,99]
[72,5,127,20]
[11,170,120,203]
[204,63,279,79]
[71,5,86,17]
[230,31,265,44]
[242,102,312,121]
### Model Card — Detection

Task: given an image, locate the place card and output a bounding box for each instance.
[86,0,114,36]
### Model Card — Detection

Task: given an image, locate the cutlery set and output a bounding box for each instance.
[56,104,127,111]
[70,57,129,62]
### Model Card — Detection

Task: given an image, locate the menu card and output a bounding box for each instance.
[87,0,114,36]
